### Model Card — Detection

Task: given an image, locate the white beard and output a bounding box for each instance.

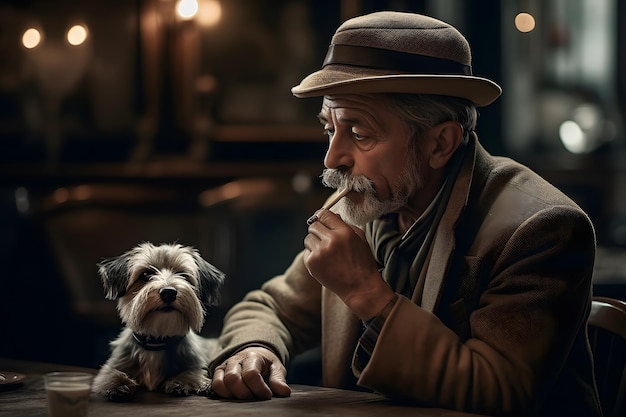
[321,164,423,227]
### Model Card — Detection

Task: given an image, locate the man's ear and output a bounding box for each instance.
[428,121,463,169]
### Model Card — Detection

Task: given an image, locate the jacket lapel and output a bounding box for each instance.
[420,134,477,312]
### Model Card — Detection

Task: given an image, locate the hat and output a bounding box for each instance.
[291,11,501,106]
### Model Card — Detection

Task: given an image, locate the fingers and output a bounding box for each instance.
[211,361,246,399]
[306,213,319,225]
[268,361,291,397]
[309,209,344,229]
[210,348,290,400]
[304,209,344,249]
[241,357,273,399]
[212,357,270,400]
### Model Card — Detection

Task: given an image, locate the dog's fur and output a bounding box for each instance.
[92,242,225,401]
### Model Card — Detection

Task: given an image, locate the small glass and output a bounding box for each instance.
[44,372,94,417]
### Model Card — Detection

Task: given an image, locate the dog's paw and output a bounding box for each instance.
[162,374,211,397]
[103,383,138,402]
[93,365,140,402]
[196,379,212,397]
[162,380,194,397]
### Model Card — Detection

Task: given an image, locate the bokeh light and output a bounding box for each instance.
[177,0,199,20]
[67,24,88,46]
[22,28,42,49]
[559,120,586,154]
[515,12,536,33]
[198,0,222,26]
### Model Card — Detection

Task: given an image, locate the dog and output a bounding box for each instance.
[92,242,225,401]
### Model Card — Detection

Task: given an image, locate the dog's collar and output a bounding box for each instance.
[132,332,186,351]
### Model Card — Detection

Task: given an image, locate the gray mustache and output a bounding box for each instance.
[321,169,376,194]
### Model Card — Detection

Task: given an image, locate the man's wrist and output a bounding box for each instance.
[348,277,396,320]
[353,293,399,375]
[362,293,399,326]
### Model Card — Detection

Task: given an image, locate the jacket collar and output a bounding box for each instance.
[420,132,479,312]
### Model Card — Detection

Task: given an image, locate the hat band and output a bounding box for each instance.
[323,44,472,76]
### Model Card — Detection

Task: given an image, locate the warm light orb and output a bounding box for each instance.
[177,0,199,20]
[67,24,88,46]
[53,187,70,204]
[22,28,42,49]
[198,0,222,26]
[515,12,536,33]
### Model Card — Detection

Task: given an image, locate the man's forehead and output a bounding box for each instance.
[319,94,393,123]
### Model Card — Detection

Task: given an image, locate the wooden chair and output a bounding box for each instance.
[588,296,626,417]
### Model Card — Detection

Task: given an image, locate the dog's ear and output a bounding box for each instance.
[192,251,225,307]
[97,251,134,300]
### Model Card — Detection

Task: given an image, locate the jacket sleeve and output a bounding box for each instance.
[355,205,596,416]
[208,251,322,372]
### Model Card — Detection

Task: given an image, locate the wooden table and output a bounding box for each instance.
[0,358,487,417]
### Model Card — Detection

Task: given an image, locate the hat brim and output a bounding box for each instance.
[292,65,502,107]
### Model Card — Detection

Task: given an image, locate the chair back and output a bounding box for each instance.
[588,296,626,417]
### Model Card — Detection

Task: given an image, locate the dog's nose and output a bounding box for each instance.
[159,287,177,303]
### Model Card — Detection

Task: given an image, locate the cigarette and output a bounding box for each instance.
[306,188,350,225]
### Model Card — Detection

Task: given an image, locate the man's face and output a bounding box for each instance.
[318,94,425,227]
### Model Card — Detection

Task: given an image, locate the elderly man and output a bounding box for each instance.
[208,11,602,417]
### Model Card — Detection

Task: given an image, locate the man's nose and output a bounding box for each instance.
[323,131,354,169]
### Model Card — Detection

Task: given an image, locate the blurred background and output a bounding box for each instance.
[0,0,625,368]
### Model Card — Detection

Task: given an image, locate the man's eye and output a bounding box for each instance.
[352,131,377,151]
[323,129,334,139]
[352,131,366,141]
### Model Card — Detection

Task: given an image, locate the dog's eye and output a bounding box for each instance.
[139,271,153,282]
[178,272,192,281]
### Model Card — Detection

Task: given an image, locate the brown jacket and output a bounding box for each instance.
[210,137,602,417]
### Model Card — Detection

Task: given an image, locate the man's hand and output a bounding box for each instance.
[303,209,395,321]
[211,346,291,400]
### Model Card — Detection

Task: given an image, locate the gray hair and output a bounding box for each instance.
[387,94,478,142]
[385,94,477,179]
